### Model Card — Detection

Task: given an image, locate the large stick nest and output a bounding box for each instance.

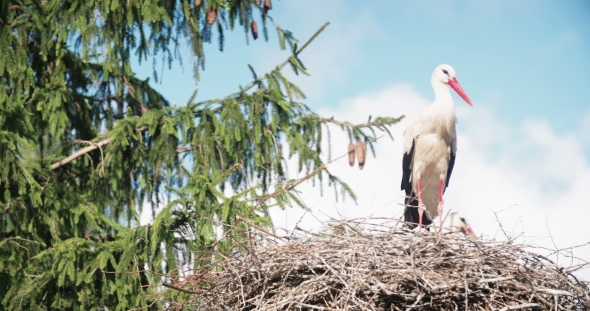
[169,218,589,310]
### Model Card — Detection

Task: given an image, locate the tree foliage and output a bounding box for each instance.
[0,0,402,309]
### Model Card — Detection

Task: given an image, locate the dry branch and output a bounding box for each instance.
[51,138,111,170]
[51,127,199,170]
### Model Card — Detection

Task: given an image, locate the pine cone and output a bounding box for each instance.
[356,141,367,170]
[194,0,202,7]
[251,21,258,40]
[206,6,218,26]
[263,0,271,12]
[348,142,356,167]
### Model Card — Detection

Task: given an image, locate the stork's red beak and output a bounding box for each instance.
[463,227,478,240]
[447,78,473,107]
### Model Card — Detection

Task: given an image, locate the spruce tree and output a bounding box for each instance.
[0,0,402,309]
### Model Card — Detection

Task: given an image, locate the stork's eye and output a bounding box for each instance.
[459,217,466,223]
[442,69,449,76]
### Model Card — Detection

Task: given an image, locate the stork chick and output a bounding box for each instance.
[442,212,477,239]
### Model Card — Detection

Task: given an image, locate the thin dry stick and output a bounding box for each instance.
[161,282,198,295]
[464,268,469,311]
[498,303,540,311]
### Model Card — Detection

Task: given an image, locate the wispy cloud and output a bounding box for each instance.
[254,1,382,101]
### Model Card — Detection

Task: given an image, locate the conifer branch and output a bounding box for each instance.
[256,136,382,215]
[51,126,147,170]
[51,138,112,170]
[176,146,196,154]
[206,136,384,253]
[323,116,405,129]
[52,133,198,170]
[293,21,330,56]
[235,22,330,95]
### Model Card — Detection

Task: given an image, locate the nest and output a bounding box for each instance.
[168,218,589,310]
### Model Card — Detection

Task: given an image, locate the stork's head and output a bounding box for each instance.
[445,212,477,239]
[432,64,473,107]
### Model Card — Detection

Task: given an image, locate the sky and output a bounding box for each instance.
[135,1,590,279]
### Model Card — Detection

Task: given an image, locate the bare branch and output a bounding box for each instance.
[51,127,196,170]
[51,138,112,170]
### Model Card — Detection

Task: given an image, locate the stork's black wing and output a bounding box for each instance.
[444,149,456,193]
[400,139,415,195]
[401,139,432,228]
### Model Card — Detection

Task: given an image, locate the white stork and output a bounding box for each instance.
[401,64,473,232]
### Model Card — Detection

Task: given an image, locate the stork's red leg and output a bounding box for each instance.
[438,178,444,234]
[417,178,425,233]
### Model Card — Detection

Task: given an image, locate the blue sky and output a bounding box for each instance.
[135,1,590,278]
[134,0,590,135]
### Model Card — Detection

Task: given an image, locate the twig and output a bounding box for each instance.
[161,282,198,294]
[498,303,540,311]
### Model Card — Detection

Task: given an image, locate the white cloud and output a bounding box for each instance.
[270,84,590,280]
[254,1,382,101]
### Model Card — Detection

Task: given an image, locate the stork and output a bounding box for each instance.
[401,64,473,232]
[442,212,477,239]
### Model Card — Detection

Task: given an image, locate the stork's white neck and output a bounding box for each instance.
[431,79,455,111]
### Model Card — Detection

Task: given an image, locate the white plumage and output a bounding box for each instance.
[401,64,473,232]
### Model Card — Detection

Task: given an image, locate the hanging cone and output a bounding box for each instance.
[348,142,356,167]
[263,0,272,12]
[356,141,367,170]
[251,21,258,40]
[194,0,202,7]
[206,6,218,26]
